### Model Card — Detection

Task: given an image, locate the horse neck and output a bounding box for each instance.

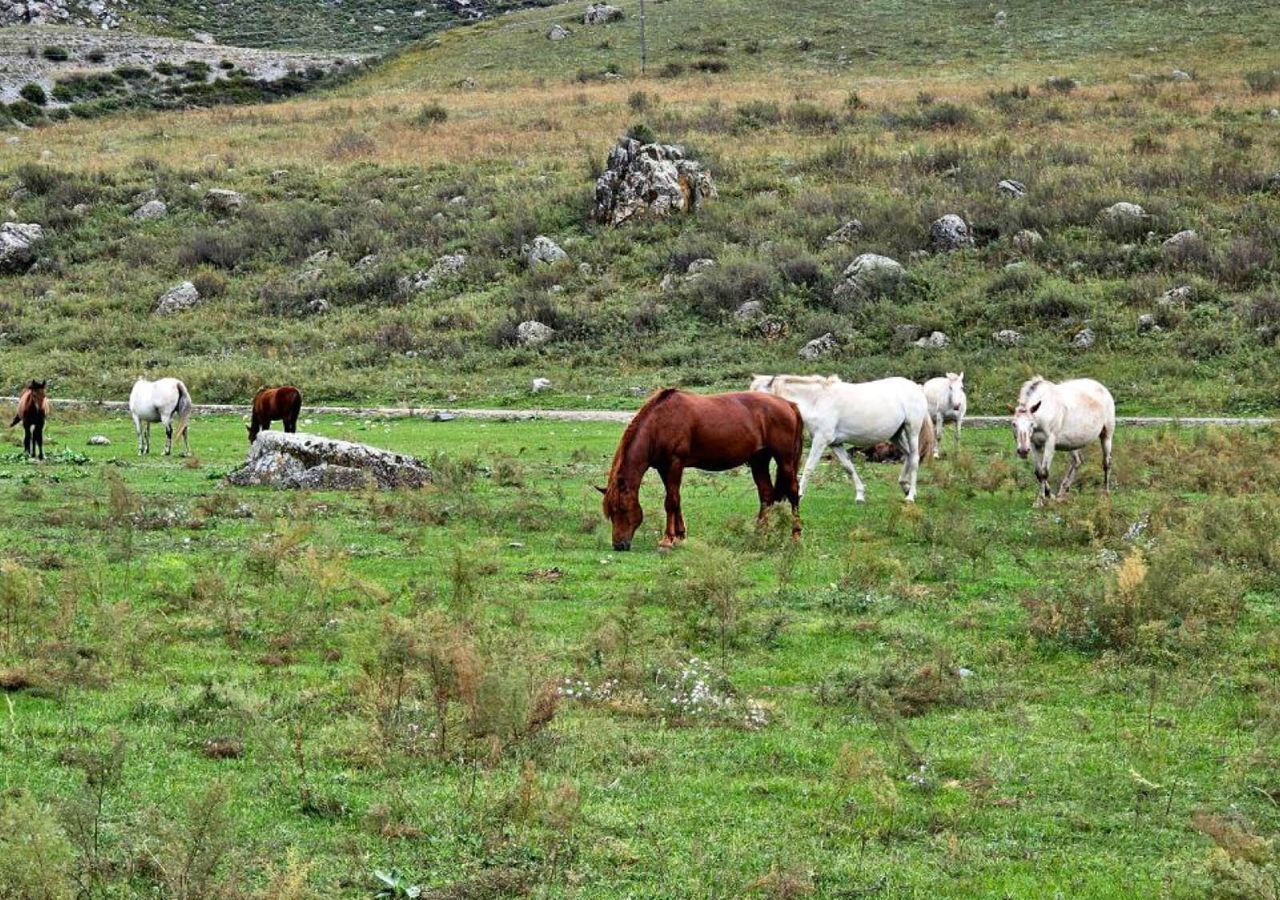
[772,380,822,412]
[609,419,653,497]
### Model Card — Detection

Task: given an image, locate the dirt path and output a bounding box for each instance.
[11,398,1277,429]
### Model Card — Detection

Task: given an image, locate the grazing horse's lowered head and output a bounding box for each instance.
[597,480,643,551]
[1012,375,1047,459]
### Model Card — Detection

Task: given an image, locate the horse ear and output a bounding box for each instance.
[1006,403,1016,413]
[1030,401,1042,414]
[594,485,607,494]
[958,371,964,382]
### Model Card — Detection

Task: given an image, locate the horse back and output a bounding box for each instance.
[662,391,802,469]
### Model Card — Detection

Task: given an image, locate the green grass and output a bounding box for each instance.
[0,414,1277,896]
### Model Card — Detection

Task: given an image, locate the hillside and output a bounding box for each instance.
[0,0,1277,413]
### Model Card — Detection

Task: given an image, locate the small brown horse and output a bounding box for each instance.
[248,386,303,442]
[9,380,50,460]
[599,389,804,551]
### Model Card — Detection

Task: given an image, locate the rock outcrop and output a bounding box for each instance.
[131,199,168,220]
[799,332,837,360]
[516,320,555,347]
[584,3,623,24]
[0,222,43,273]
[929,214,974,252]
[398,252,467,294]
[832,253,904,305]
[204,188,245,214]
[227,431,432,490]
[155,281,200,315]
[593,137,716,226]
[526,236,568,267]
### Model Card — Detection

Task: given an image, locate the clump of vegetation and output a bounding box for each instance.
[41,45,70,62]
[412,101,448,126]
[19,83,47,106]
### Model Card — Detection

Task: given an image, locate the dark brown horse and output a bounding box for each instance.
[9,380,50,460]
[599,389,804,551]
[248,386,303,442]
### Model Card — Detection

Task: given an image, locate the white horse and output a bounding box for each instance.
[129,377,193,456]
[922,372,967,459]
[1011,375,1114,504]
[750,374,934,502]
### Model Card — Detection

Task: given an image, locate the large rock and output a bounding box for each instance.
[593,137,716,226]
[993,329,1023,347]
[915,331,950,350]
[929,214,973,251]
[1012,229,1043,254]
[132,199,168,220]
[0,223,43,273]
[227,431,432,490]
[799,332,837,360]
[832,253,904,305]
[516,320,555,347]
[547,24,570,40]
[1158,285,1193,307]
[204,188,246,214]
[584,3,623,24]
[1161,229,1201,256]
[526,236,568,267]
[155,281,200,315]
[399,252,467,294]
[1072,328,1096,349]
[824,219,864,244]
[1101,202,1145,224]
[997,179,1026,198]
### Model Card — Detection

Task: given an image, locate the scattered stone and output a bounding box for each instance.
[757,317,787,340]
[997,179,1026,198]
[398,251,467,294]
[929,214,973,251]
[71,203,91,217]
[734,300,764,320]
[914,330,950,350]
[578,262,592,277]
[994,9,1007,26]
[155,280,200,315]
[824,219,864,244]
[1158,285,1193,306]
[1171,69,1192,82]
[0,223,44,273]
[547,24,570,40]
[227,431,432,490]
[531,377,552,392]
[526,235,568,267]
[515,320,555,347]
[204,188,245,214]
[799,332,838,360]
[306,298,330,315]
[1012,229,1043,253]
[354,254,380,271]
[832,253,905,305]
[192,31,215,44]
[583,3,623,24]
[1101,201,1146,224]
[893,324,920,345]
[684,257,715,281]
[1161,229,1201,256]
[430,412,456,422]
[1072,328,1096,349]
[269,169,290,183]
[87,435,111,446]
[593,137,716,226]
[993,329,1023,347]
[1137,314,1161,334]
[131,199,168,220]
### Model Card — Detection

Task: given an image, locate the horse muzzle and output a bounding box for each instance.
[1017,448,1030,459]
[612,539,632,552]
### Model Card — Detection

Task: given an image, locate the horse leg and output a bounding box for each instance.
[1101,427,1114,493]
[1057,450,1083,498]
[893,424,920,502]
[1033,439,1055,506]
[954,416,962,451]
[750,453,775,525]
[799,435,830,498]
[180,415,191,456]
[829,446,866,503]
[34,419,43,460]
[659,463,684,550]
[932,412,943,459]
[22,422,31,458]
[163,419,174,456]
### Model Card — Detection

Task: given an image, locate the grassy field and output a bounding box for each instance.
[0,0,1276,413]
[0,413,1278,897]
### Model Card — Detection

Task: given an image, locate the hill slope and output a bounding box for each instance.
[0,0,1277,414]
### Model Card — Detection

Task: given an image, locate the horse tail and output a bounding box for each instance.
[7,414,17,428]
[917,412,936,464]
[175,380,193,436]
[775,402,805,503]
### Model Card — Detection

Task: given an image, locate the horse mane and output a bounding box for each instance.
[767,374,842,389]
[607,388,680,489]
[1018,375,1050,407]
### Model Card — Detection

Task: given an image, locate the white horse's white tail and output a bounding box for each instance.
[174,380,192,442]
[918,413,935,464]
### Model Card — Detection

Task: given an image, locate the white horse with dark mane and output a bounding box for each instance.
[750,374,934,502]
[129,377,193,456]
[1011,375,1114,504]
[922,372,967,458]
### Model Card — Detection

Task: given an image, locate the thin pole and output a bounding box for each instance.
[639,0,647,75]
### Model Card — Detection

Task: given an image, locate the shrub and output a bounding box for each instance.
[1042,75,1078,94]
[786,101,840,133]
[921,101,974,129]
[326,130,376,160]
[19,83,47,105]
[1243,69,1280,93]
[85,48,107,63]
[625,121,656,144]
[734,100,782,131]
[180,60,212,81]
[6,100,45,126]
[154,61,176,76]
[684,261,774,317]
[1214,236,1272,288]
[41,46,69,62]
[627,90,654,112]
[191,269,228,299]
[692,59,729,73]
[817,652,970,718]
[658,62,685,78]
[114,65,150,81]
[0,792,75,900]
[412,102,447,126]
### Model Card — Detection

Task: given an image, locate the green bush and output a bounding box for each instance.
[0,792,75,900]
[412,102,448,126]
[41,45,69,62]
[7,100,46,126]
[19,83,47,106]
[1243,68,1280,93]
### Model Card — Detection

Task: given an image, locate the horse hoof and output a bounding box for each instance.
[855,495,866,504]
[656,543,673,554]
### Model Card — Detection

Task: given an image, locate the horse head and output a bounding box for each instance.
[1012,400,1042,458]
[600,481,642,551]
[247,421,260,443]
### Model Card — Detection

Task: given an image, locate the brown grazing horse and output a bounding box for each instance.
[9,380,50,460]
[599,389,804,551]
[248,386,303,442]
